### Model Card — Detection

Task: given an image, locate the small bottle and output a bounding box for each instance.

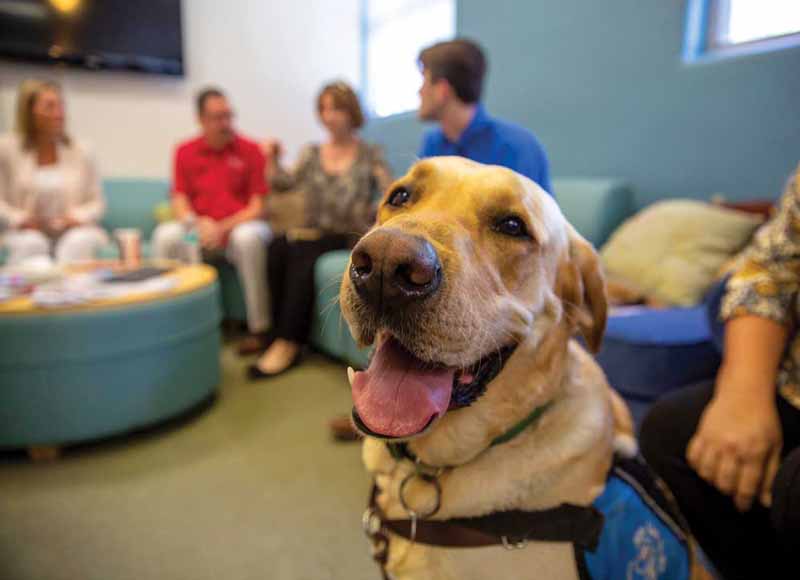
[183,217,201,264]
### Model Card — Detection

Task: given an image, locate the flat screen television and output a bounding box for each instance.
[0,0,184,76]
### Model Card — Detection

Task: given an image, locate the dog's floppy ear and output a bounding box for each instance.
[555,227,608,352]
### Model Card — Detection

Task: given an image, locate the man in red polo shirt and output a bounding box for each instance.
[153,87,272,354]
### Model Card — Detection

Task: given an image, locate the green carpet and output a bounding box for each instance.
[0,346,376,580]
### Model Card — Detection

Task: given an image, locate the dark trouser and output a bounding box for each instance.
[640,381,800,579]
[267,233,353,344]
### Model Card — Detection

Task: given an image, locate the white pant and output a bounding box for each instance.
[152,220,272,333]
[2,226,110,265]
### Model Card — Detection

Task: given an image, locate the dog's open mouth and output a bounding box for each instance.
[349,333,517,440]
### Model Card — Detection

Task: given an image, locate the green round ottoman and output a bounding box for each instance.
[0,264,222,457]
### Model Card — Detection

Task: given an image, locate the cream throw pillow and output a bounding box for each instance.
[600,200,763,307]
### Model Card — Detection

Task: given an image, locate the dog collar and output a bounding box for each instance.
[489,401,553,446]
[386,401,554,466]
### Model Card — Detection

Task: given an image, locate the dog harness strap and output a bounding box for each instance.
[572,544,593,580]
[378,504,604,550]
[451,505,604,549]
[382,519,498,548]
[364,485,391,579]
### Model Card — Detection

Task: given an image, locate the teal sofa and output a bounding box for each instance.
[101,177,634,368]
[102,178,167,238]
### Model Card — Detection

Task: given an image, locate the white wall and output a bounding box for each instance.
[0,0,361,178]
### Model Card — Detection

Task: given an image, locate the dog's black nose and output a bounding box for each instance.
[350,229,442,310]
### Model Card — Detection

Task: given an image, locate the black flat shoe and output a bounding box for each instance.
[246,351,302,381]
[237,330,276,356]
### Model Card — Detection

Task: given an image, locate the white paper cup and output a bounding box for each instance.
[114,228,142,268]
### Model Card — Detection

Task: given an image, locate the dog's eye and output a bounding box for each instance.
[494,216,530,238]
[388,188,411,207]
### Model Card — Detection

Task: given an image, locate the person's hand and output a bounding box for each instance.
[687,372,782,512]
[260,138,283,162]
[46,215,80,236]
[20,215,42,231]
[197,217,222,250]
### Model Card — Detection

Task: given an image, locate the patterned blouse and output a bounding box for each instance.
[271,141,393,236]
[721,163,800,409]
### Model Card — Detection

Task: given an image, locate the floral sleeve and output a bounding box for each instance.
[370,144,394,198]
[721,164,800,326]
[270,145,315,192]
[354,144,393,233]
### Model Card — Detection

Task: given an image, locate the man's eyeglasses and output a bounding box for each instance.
[203,111,235,122]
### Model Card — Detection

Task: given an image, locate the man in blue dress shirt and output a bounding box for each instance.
[417,38,552,194]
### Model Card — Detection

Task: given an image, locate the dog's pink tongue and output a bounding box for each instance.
[352,337,453,438]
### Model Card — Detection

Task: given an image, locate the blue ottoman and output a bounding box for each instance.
[0,265,222,454]
[598,304,722,428]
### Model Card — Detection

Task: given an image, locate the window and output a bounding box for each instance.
[363,0,455,118]
[686,0,800,61]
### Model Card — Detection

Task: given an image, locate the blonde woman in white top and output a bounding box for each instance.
[0,80,108,265]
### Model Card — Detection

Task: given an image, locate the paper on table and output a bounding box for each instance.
[31,272,176,308]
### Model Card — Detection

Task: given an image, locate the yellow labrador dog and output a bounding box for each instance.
[339,157,706,580]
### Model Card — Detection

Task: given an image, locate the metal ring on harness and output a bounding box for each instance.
[399,471,442,520]
[362,507,389,564]
[362,507,383,536]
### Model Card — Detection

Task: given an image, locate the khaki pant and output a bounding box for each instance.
[152,220,273,333]
[2,226,110,265]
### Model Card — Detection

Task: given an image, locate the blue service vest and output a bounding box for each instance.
[581,461,691,580]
